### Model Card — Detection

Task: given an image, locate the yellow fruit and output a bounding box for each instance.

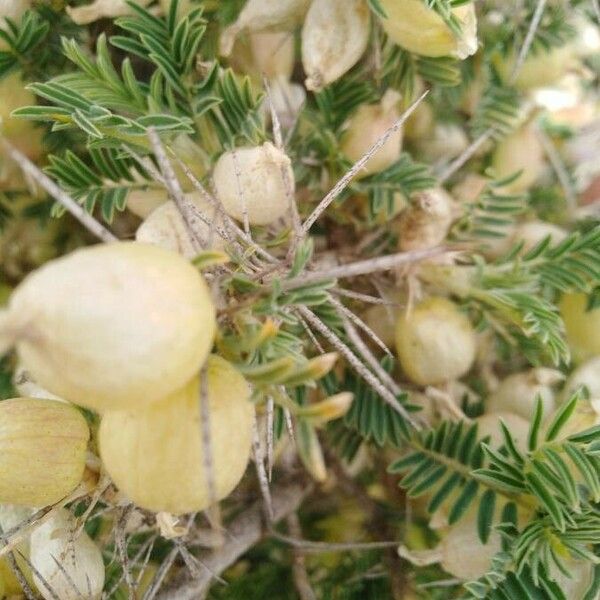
[395,297,476,386]
[560,293,600,363]
[0,242,216,412]
[492,124,546,193]
[378,0,478,59]
[0,398,89,506]
[30,508,105,600]
[213,142,294,226]
[301,0,370,91]
[341,90,403,177]
[99,356,254,514]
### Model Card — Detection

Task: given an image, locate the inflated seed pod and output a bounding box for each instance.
[487,368,562,421]
[136,195,226,258]
[30,508,104,600]
[378,0,478,59]
[0,504,34,594]
[492,124,546,194]
[416,123,469,163]
[213,142,294,226]
[301,0,370,91]
[262,77,307,131]
[99,356,254,514]
[67,0,151,24]
[508,221,567,253]
[249,31,295,80]
[127,188,169,219]
[220,0,311,56]
[0,242,216,412]
[562,356,600,401]
[477,411,529,451]
[0,71,44,161]
[341,90,403,178]
[395,297,476,386]
[0,398,89,506]
[495,46,575,91]
[396,188,454,252]
[560,293,600,363]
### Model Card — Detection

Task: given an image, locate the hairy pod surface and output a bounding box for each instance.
[1,242,216,412]
[0,398,89,506]
[378,0,478,59]
[30,508,105,600]
[395,297,476,386]
[213,142,294,225]
[301,0,370,91]
[99,355,254,515]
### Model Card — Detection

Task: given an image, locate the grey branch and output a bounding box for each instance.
[156,480,312,599]
[0,138,117,243]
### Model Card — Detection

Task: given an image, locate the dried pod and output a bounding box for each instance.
[395,297,476,386]
[560,293,600,363]
[476,411,529,451]
[249,31,295,80]
[0,398,89,506]
[100,356,254,514]
[67,0,151,24]
[563,356,600,401]
[396,188,454,251]
[220,0,311,57]
[301,0,370,91]
[213,142,294,226]
[262,77,307,131]
[341,90,403,178]
[30,508,104,600]
[487,368,563,420]
[417,123,469,163]
[508,221,567,253]
[492,124,546,194]
[136,194,227,258]
[0,242,216,412]
[13,363,64,401]
[378,0,477,59]
[126,188,169,219]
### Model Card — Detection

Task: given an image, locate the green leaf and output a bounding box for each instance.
[477,489,496,544]
[528,396,544,451]
[545,392,580,442]
[448,479,478,524]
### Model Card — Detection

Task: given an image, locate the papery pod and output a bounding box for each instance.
[99,356,254,515]
[492,124,546,194]
[127,188,170,219]
[416,123,469,164]
[341,90,403,178]
[30,508,104,600]
[301,0,370,91]
[496,45,576,91]
[250,31,296,80]
[67,0,152,25]
[395,297,476,386]
[0,504,35,595]
[220,0,311,57]
[562,356,600,401]
[378,0,477,59]
[136,194,227,258]
[560,293,600,363]
[476,411,529,451]
[487,368,562,420]
[0,72,44,161]
[0,398,89,506]
[213,142,294,226]
[396,188,454,251]
[262,77,307,131]
[0,242,216,412]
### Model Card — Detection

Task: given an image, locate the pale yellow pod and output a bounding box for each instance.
[396,188,454,252]
[136,195,226,258]
[249,31,295,80]
[560,293,600,364]
[66,0,151,24]
[221,0,311,56]
[341,90,403,178]
[213,142,294,226]
[0,72,44,161]
[127,188,169,219]
[562,356,600,402]
[0,398,89,506]
[378,0,477,59]
[487,368,562,421]
[492,124,546,194]
[1,242,216,412]
[100,356,254,515]
[30,508,105,600]
[476,412,529,451]
[302,0,370,91]
[395,297,476,386]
